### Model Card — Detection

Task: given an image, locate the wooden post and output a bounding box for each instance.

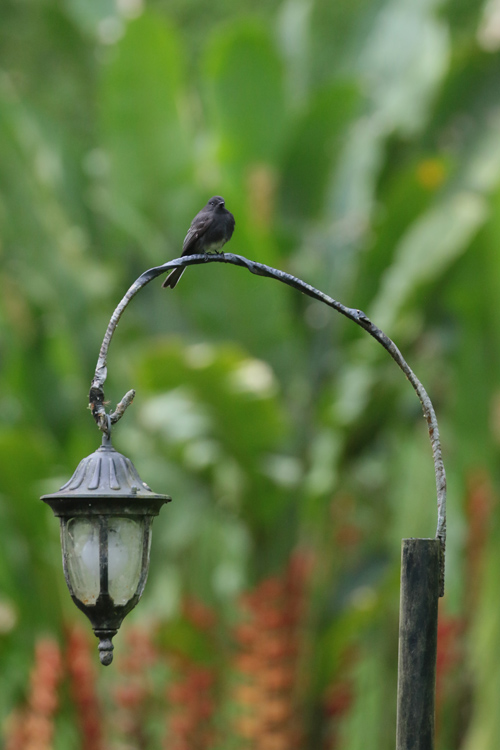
[396,538,440,750]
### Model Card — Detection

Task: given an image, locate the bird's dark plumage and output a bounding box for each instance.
[163,196,235,289]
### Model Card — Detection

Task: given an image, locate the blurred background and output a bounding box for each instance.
[1,0,499,747]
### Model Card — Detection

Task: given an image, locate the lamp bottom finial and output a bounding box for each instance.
[95,631,116,666]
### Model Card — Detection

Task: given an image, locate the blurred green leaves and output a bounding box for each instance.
[205,23,287,167]
[281,81,359,221]
[1,0,500,745]
[134,339,292,528]
[100,14,192,223]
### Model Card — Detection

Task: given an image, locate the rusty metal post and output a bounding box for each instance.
[396,538,440,750]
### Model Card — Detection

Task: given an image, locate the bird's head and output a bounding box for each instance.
[208,196,225,210]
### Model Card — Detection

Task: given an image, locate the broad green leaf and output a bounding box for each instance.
[310,0,385,84]
[338,637,395,750]
[359,0,449,135]
[370,191,487,332]
[371,108,500,334]
[204,21,287,166]
[280,81,359,221]
[355,155,450,309]
[99,13,192,221]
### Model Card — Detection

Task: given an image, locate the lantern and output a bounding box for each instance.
[41,431,170,664]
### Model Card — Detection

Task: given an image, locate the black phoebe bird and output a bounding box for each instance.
[162,196,235,289]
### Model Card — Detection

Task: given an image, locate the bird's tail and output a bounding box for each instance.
[162,267,185,289]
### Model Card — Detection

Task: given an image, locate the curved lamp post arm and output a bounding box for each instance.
[88,252,446,594]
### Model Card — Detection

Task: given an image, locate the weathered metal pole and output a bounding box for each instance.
[396,538,440,750]
[84,252,447,741]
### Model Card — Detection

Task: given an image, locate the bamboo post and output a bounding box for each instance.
[396,538,440,750]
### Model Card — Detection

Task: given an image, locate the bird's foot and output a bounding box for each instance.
[203,251,225,261]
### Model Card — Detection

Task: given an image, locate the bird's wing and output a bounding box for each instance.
[182,213,213,255]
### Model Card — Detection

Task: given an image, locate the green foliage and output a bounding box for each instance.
[281,81,359,222]
[100,14,192,221]
[205,22,287,166]
[1,0,500,746]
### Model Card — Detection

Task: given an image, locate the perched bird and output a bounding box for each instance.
[162,196,235,289]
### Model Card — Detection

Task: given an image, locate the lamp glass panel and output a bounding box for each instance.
[65,518,100,605]
[108,517,146,606]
